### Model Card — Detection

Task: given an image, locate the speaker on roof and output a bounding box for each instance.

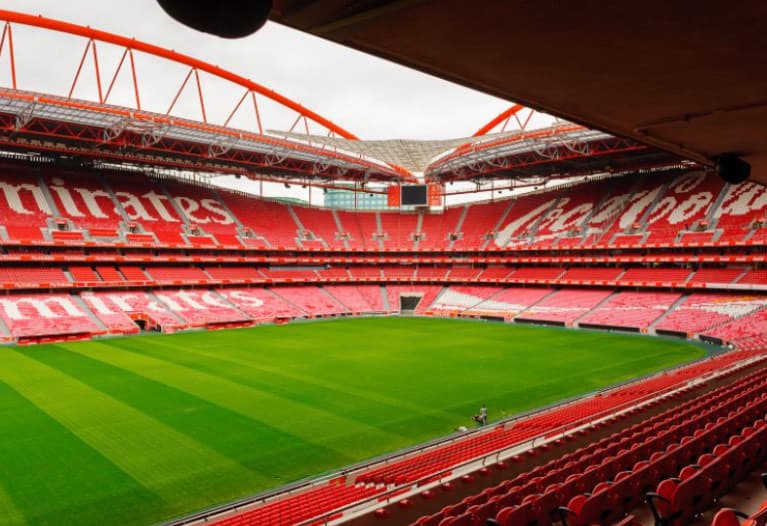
[715,154,751,184]
[156,0,273,38]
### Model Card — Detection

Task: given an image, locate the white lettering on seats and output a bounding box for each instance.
[0,181,52,215]
[0,297,82,320]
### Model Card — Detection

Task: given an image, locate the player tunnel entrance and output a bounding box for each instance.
[399,294,423,314]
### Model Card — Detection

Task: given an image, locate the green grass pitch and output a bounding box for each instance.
[0,317,706,525]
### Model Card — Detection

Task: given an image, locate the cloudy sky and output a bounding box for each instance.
[0,0,512,141]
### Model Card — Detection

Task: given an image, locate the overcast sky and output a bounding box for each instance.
[0,0,512,141]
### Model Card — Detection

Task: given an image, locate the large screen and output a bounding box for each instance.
[401,185,428,206]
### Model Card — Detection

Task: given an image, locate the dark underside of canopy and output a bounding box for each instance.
[271,0,767,184]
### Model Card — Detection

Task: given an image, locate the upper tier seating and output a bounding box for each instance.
[0,293,103,339]
[578,291,682,329]
[494,193,558,248]
[517,289,613,324]
[42,169,124,236]
[0,166,765,253]
[642,171,725,244]
[452,201,509,250]
[534,178,616,247]
[418,208,464,249]
[0,165,51,241]
[336,210,379,250]
[379,212,419,250]
[678,230,717,244]
[218,192,298,249]
[714,182,767,242]
[580,176,640,246]
[292,205,347,250]
[163,180,241,246]
[106,173,186,245]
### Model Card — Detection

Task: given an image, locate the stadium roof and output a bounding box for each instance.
[272,130,512,172]
[0,8,704,188]
[271,0,767,184]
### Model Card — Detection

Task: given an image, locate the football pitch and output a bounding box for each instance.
[0,317,706,526]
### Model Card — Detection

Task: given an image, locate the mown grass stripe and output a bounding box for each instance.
[109,334,462,434]
[69,339,415,457]
[0,350,259,522]
[27,345,353,486]
[0,379,161,526]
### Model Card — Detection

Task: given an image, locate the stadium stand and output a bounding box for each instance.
[218,193,298,249]
[324,285,375,313]
[3,164,767,526]
[42,169,124,238]
[517,289,614,325]
[380,212,419,250]
[272,286,348,317]
[218,288,306,321]
[578,291,682,330]
[418,208,464,250]
[655,294,767,336]
[292,205,347,250]
[154,289,250,327]
[336,210,379,250]
[105,173,187,245]
[163,179,241,247]
[146,266,211,283]
[451,200,510,250]
[0,293,104,341]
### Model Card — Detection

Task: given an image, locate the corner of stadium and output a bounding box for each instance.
[0,6,765,526]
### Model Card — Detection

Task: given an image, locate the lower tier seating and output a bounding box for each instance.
[403,360,767,526]
[0,293,103,340]
[517,289,614,324]
[655,294,767,335]
[578,291,682,330]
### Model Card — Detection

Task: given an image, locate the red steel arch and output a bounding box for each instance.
[0,9,359,140]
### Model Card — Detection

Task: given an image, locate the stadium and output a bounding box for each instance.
[0,3,765,526]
